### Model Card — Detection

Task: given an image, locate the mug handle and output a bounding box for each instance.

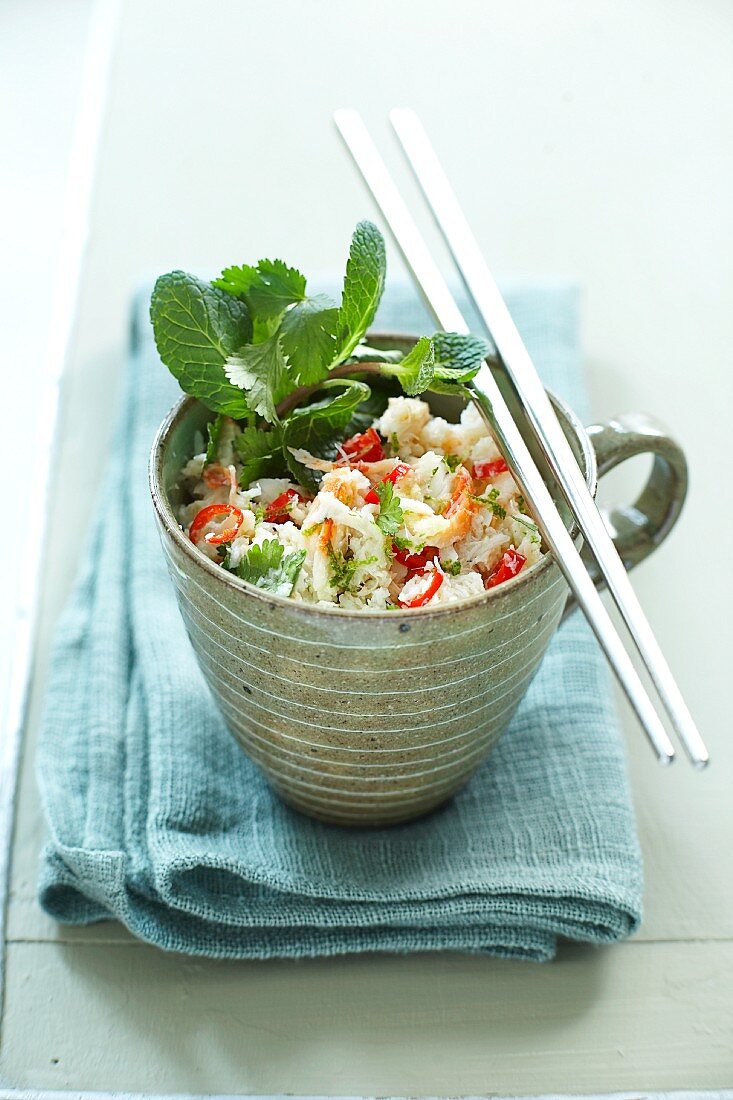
[562,412,688,618]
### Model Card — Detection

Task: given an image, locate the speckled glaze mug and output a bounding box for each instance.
[150,334,687,826]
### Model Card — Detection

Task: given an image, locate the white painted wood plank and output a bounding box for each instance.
[3,1,733,1095]
[8,0,733,948]
[1,941,731,1094]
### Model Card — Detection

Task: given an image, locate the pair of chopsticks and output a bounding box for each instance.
[334,108,708,769]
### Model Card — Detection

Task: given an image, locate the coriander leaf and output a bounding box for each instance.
[150,272,253,417]
[280,294,339,385]
[374,479,404,537]
[377,336,435,396]
[432,332,492,382]
[282,378,371,490]
[231,539,306,597]
[225,333,291,424]
[335,221,386,363]
[249,259,306,318]
[235,424,286,484]
[205,414,225,463]
[212,264,259,300]
[214,259,306,322]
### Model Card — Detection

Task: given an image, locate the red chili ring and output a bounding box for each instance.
[189,504,244,546]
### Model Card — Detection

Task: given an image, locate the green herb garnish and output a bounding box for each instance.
[226,539,306,597]
[235,424,284,484]
[151,222,494,496]
[512,514,541,543]
[326,543,378,594]
[470,487,507,518]
[441,559,462,576]
[205,414,225,464]
[373,480,405,537]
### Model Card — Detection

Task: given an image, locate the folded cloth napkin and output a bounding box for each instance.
[37,281,642,961]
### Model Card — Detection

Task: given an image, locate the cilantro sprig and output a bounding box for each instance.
[225,539,306,597]
[373,480,405,537]
[150,221,494,491]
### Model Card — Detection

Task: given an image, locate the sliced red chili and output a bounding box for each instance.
[384,462,411,484]
[265,488,307,525]
[364,461,412,504]
[392,543,440,570]
[398,568,444,608]
[486,548,527,589]
[472,458,509,480]
[189,504,244,546]
[202,463,231,488]
[340,427,385,464]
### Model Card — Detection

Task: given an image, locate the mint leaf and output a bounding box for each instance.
[374,479,404,537]
[205,414,225,463]
[231,539,306,597]
[214,259,306,321]
[335,221,386,363]
[347,344,403,365]
[280,294,339,385]
[234,424,286,484]
[150,272,253,417]
[378,336,435,396]
[224,334,291,424]
[282,378,371,490]
[432,332,491,382]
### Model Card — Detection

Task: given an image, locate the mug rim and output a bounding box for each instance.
[149,332,596,621]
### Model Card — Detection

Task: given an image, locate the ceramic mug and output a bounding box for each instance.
[150,334,687,826]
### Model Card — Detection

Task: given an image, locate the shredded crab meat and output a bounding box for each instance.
[180,396,544,609]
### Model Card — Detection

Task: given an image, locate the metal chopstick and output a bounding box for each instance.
[389,107,708,769]
[333,108,676,766]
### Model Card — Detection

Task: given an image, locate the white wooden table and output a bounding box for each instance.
[1,0,732,1094]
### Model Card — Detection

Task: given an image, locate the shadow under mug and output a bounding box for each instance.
[150,334,687,827]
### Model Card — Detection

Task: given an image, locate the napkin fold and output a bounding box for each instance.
[36,281,642,961]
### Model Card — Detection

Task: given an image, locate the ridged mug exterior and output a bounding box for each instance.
[154,512,572,826]
[150,362,600,826]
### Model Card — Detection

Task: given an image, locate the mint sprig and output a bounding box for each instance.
[336,220,386,363]
[377,336,435,396]
[150,272,253,417]
[150,222,496,495]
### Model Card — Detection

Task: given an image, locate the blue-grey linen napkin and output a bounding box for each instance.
[36,281,642,961]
